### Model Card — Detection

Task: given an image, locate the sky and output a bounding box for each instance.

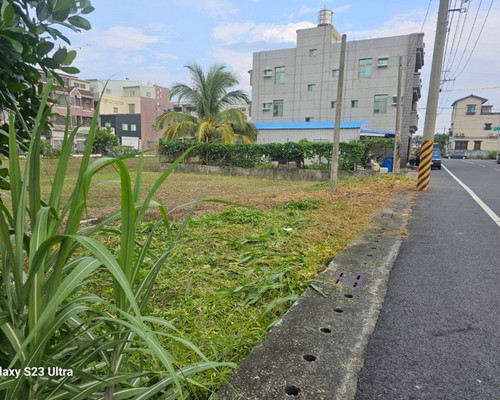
[68,0,500,133]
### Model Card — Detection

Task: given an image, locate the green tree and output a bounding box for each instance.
[433,132,450,151]
[89,126,119,154]
[156,63,257,143]
[0,0,94,157]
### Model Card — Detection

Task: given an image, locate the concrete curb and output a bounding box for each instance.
[217,192,414,400]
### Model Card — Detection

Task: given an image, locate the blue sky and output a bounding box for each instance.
[69,0,500,132]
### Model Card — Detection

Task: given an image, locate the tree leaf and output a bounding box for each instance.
[59,66,80,74]
[37,41,54,57]
[1,35,23,53]
[51,8,71,23]
[81,5,95,15]
[68,15,91,30]
[36,2,49,21]
[63,49,77,65]
[52,47,68,64]
[1,3,15,24]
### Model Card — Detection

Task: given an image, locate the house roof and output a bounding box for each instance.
[254,121,366,130]
[360,129,395,137]
[451,94,488,107]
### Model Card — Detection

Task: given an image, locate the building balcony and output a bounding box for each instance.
[409,110,418,132]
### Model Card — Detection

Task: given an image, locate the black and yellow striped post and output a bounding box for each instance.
[417,140,433,191]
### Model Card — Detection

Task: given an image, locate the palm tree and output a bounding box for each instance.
[157,63,257,143]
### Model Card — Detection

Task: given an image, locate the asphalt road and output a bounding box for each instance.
[443,158,500,217]
[355,163,500,399]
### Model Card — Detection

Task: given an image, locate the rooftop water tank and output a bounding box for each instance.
[318,9,333,26]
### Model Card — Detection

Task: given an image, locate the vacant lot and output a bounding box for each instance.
[20,156,416,396]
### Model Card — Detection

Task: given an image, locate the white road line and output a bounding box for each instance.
[495,168,500,172]
[443,165,500,228]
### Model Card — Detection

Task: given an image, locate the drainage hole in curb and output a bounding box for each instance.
[367,254,373,257]
[303,354,317,362]
[344,293,354,298]
[371,247,377,249]
[334,308,344,313]
[320,327,332,333]
[285,386,301,396]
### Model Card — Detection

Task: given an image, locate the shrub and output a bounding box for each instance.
[158,139,366,171]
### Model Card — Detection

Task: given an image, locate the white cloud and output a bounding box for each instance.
[100,26,159,50]
[213,21,316,44]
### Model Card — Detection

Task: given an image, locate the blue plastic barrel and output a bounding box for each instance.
[382,157,393,172]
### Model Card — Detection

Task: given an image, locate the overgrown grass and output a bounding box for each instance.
[86,173,415,397]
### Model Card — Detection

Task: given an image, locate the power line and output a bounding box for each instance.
[456,0,494,78]
[443,85,500,91]
[420,0,434,32]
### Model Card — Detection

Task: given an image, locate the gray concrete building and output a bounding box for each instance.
[250,9,424,165]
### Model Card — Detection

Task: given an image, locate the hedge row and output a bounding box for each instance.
[158,140,366,171]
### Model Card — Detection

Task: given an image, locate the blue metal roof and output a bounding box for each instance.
[254,121,366,130]
[360,129,395,136]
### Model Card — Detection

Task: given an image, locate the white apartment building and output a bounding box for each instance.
[171,100,251,121]
[250,9,424,165]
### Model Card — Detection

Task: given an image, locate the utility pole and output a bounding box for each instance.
[393,56,403,174]
[417,0,449,191]
[330,34,347,192]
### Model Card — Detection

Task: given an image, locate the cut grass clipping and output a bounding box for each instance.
[92,173,415,396]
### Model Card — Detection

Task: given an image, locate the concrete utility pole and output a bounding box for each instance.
[417,0,449,191]
[330,34,347,192]
[393,56,403,174]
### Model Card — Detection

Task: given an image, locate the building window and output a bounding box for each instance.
[359,58,372,78]
[105,89,111,94]
[351,100,359,108]
[146,91,151,97]
[332,69,339,77]
[305,117,314,122]
[130,90,135,96]
[373,94,388,114]
[122,124,128,131]
[484,123,492,130]
[275,66,285,85]
[309,49,318,57]
[455,141,468,150]
[262,102,272,111]
[378,57,389,67]
[474,141,482,150]
[466,104,476,115]
[330,101,336,108]
[392,96,399,105]
[273,99,283,117]
[307,84,316,92]
[130,124,137,131]
[113,107,118,113]
[129,104,135,114]
[263,69,273,77]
